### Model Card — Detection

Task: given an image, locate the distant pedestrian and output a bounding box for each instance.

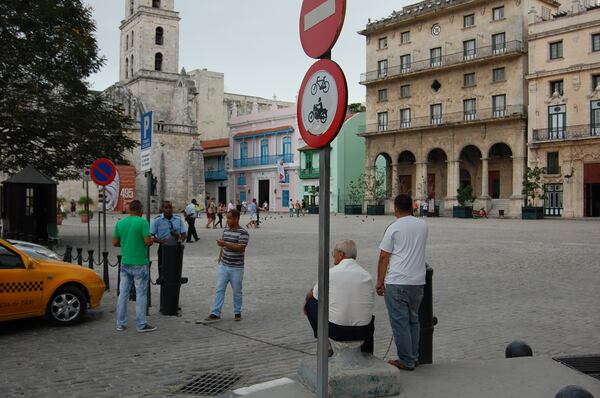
[199,209,249,323]
[242,200,248,214]
[70,199,77,216]
[184,199,199,242]
[195,201,202,219]
[151,201,186,283]
[420,200,428,218]
[227,200,235,212]
[113,200,156,333]
[215,203,224,228]
[295,200,301,217]
[255,199,261,228]
[289,199,295,217]
[246,199,257,229]
[301,199,307,216]
[206,198,216,228]
[376,194,428,371]
[262,201,269,211]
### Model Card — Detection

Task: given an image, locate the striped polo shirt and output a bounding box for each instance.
[221,227,249,267]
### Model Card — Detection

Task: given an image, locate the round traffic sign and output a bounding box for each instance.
[297,59,348,148]
[299,0,346,59]
[90,158,117,186]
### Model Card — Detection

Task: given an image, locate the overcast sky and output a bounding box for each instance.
[83,1,412,104]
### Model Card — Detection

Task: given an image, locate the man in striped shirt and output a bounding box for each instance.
[199,209,249,323]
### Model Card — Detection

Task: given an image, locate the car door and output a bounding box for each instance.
[0,242,44,318]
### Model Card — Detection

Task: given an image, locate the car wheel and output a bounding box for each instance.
[46,285,87,325]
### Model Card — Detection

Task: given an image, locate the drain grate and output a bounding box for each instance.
[554,355,600,381]
[178,371,241,396]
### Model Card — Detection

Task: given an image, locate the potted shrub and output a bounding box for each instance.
[453,185,476,218]
[78,196,94,223]
[521,166,545,219]
[344,176,364,215]
[366,170,386,215]
[307,186,319,214]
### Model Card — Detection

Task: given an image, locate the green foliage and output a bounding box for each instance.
[348,103,366,113]
[365,170,387,204]
[78,195,93,206]
[456,184,476,207]
[522,166,546,206]
[0,0,136,180]
[346,175,365,205]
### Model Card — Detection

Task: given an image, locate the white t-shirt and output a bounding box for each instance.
[313,258,374,327]
[379,216,428,285]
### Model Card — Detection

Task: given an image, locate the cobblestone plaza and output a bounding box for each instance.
[1,214,599,397]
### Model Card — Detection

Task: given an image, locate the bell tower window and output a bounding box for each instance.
[130,55,134,77]
[154,53,163,71]
[125,58,129,78]
[155,27,164,45]
[130,0,134,15]
[152,0,160,8]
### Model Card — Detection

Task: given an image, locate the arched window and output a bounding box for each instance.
[125,58,129,78]
[130,54,134,77]
[152,0,160,8]
[126,34,129,50]
[154,52,163,71]
[260,139,269,165]
[282,136,291,161]
[155,27,164,45]
[131,30,134,47]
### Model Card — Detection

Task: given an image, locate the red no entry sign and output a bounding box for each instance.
[297,59,348,148]
[299,0,346,59]
[90,158,116,186]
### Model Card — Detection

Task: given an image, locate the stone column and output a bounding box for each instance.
[480,157,491,210]
[511,156,525,199]
[391,163,399,197]
[446,160,460,203]
[419,162,428,200]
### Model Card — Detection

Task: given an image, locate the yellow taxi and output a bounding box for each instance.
[0,239,105,325]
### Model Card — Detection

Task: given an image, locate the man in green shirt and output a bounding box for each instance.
[112,200,155,333]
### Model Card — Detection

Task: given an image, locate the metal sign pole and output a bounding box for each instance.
[97,191,101,265]
[103,186,107,254]
[146,169,152,312]
[317,145,331,398]
[86,180,90,244]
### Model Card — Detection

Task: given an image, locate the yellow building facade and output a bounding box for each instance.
[527,4,600,217]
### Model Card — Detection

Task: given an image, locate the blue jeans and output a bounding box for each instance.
[211,263,244,317]
[384,284,424,368]
[117,264,149,331]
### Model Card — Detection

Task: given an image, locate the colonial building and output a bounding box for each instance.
[58,0,291,211]
[359,0,560,217]
[527,2,600,217]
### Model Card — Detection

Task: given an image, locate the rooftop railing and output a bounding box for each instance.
[532,124,600,142]
[360,40,524,84]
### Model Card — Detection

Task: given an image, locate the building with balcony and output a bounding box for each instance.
[527,2,600,217]
[359,0,560,217]
[230,107,301,212]
[201,138,230,206]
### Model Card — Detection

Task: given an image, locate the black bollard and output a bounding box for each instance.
[88,250,94,269]
[63,246,73,263]
[505,340,533,358]
[76,248,83,266]
[418,265,436,365]
[102,251,110,291]
[159,243,186,315]
[555,385,594,398]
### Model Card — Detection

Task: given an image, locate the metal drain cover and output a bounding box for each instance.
[179,372,241,396]
[554,355,600,381]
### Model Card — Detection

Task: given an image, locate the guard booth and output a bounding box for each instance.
[1,165,57,242]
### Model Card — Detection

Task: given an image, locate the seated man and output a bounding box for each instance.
[303,240,375,354]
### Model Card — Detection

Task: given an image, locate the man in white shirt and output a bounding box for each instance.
[377,194,428,371]
[184,199,199,242]
[303,240,375,354]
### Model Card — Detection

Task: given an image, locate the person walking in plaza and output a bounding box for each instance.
[245,199,257,228]
[199,209,249,323]
[227,200,235,212]
[206,198,216,228]
[215,203,224,228]
[303,240,375,355]
[151,201,186,283]
[112,200,156,333]
[301,199,307,216]
[70,198,77,216]
[376,194,428,371]
[295,199,301,217]
[289,199,295,217]
[184,199,199,242]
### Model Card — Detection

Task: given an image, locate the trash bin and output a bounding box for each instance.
[418,264,437,364]
[158,243,187,315]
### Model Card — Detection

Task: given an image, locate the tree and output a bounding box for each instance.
[0,0,136,180]
[365,170,387,204]
[456,184,476,207]
[346,175,365,205]
[348,103,366,113]
[522,166,546,206]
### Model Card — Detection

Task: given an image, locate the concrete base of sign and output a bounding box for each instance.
[297,340,401,397]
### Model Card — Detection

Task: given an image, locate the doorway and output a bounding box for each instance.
[258,180,270,208]
[218,186,227,206]
[489,171,500,199]
[544,184,563,216]
[584,163,600,217]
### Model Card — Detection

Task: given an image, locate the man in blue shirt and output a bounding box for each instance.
[184,198,199,242]
[151,201,187,283]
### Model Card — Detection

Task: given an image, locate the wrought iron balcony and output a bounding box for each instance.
[362,105,525,135]
[532,124,600,142]
[233,153,293,168]
[299,167,320,179]
[360,40,524,84]
[204,170,227,181]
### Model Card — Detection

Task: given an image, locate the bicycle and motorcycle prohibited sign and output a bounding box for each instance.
[299,0,346,59]
[297,59,348,148]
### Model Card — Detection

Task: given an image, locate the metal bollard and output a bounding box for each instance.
[88,250,94,269]
[76,248,83,266]
[418,264,437,365]
[63,246,73,263]
[102,251,110,291]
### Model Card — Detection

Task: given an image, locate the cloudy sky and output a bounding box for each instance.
[83,1,412,104]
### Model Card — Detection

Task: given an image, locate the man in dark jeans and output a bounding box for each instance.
[151,201,186,283]
[184,199,199,242]
[303,240,375,354]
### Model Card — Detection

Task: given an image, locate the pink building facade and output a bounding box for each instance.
[229,107,301,212]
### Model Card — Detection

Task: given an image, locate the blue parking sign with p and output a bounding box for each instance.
[141,112,152,151]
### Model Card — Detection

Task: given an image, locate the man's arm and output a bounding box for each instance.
[376,250,391,296]
[144,236,153,247]
[216,240,246,252]
[303,288,315,315]
[112,237,121,247]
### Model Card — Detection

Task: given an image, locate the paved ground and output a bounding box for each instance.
[1,213,599,397]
